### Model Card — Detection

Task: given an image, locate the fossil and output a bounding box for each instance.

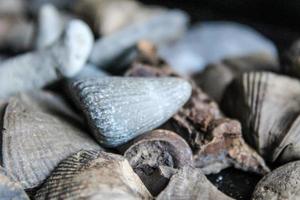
[157,166,233,200]
[121,129,193,195]
[252,161,300,200]
[0,167,29,200]
[126,44,269,174]
[2,92,102,189]
[35,150,152,200]
[69,77,192,147]
[222,71,300,164]
[0,19,93,99]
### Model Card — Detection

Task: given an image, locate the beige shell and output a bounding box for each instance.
[2,92,102,189]
[222,71,300,163]
[35,150,152,200]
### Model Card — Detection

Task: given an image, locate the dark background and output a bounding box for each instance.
[140,0,300,53]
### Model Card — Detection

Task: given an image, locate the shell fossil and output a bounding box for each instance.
[125,47,270,175]
[0,19,93,99]
[121,129,193,195]
[2,91,102,189]
[252,161,300,200]
[222,71,300,164]
[157,166,233,200]
[68,77,192,147]
[0,167,29,200]
[35,150,152,200]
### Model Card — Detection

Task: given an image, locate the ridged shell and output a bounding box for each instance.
[0,167,29,200]
[35,150,152,200]
[69,77,192,147]
[2,92,102,189]
[252,161,300,200]
[157,167,233,200]
[222,72,300,163]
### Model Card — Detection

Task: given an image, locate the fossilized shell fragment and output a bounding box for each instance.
[193,118,269,174]
[0,167,29,200]
[193,53,278,102]
[2,92,102,189]
[125,51,269,175]
[252,161,300,200]
[222,71,300,163]
[69,77,192,147]
[121,129,193,195]
[157,166,233,200]
[35,150,152,200]
[74,0,166,35]
[0,19,93,99]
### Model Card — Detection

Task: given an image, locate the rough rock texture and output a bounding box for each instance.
[35,150,152,200]
[252,161,300,200]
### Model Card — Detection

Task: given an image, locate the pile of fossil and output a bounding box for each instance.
[0,0,300,199]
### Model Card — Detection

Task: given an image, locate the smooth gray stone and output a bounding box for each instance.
[159,21,277,75]
[69,77,192,147]
[72,64,109,80]
[0,19,93,99]
[89,10,188,69]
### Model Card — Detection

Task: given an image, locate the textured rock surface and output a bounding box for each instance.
[252,161,300,200]
[35,150,152,200]
[159,21,277,75]
[89,10,188,69]
[0,167,29,200]
[69,77,192,147]
[2,92,102,189]
[157,167,233,200]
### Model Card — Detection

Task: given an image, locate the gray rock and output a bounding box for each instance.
[159,21,277,75]
[89,10,188,69]
[0,19,93,99]
[252,161,300,200]
[68,77,192,147]
[2,91,102,189]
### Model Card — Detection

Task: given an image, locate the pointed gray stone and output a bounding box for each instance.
[69,77,192,147]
